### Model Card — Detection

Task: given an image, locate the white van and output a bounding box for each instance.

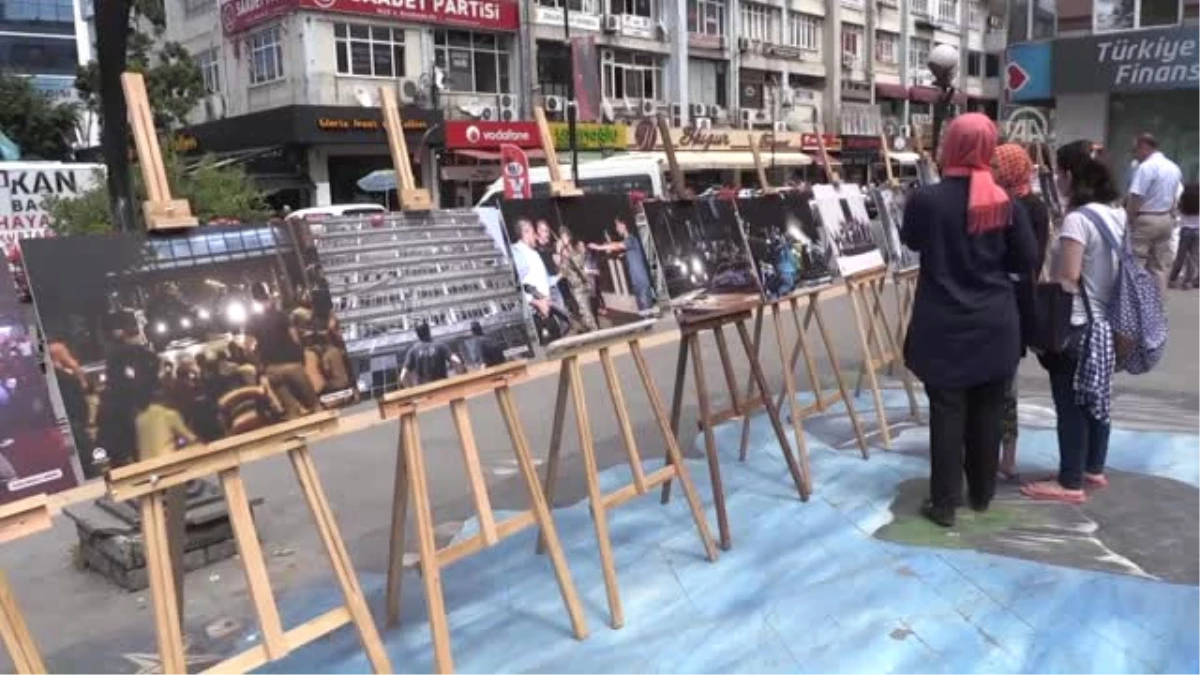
[286,203,387,222]
[477,154,663,207]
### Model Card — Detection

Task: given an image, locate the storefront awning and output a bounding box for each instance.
[254,174,315,194]
[908,86,970,105]
[875,83,910,99]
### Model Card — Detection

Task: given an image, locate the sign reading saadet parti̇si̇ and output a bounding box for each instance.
[221,0,518,34]
[1053,25,1200,93]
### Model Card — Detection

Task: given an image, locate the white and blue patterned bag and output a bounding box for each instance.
[1079,207,1168,375]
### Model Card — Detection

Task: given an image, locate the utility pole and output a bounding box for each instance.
[562,2,579,182]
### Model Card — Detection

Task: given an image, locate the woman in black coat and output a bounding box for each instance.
[901,113,1039,527]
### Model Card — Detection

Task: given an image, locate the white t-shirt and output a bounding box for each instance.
[1058,204,1127,326]
[1129,151,1183,213]
[511,241,551,300]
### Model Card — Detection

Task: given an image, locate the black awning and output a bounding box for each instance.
[254,174,315,194]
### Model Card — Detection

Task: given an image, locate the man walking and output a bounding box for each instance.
[1126,133,1182,290]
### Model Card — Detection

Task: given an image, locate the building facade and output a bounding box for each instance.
[1004,0,1198,182]
[166,0,1004,207]
[0,0,79,97]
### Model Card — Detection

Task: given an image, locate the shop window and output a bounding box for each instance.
[875,31,898,64]
[687,0,726,37]
[248,25,283,85]
[433,29,511,94]
[0,34,76,75]
[602,49,661,100]
[196,47,220,94]
[740,2,779,43]
[536,41,573,98]
[1094,0,1180,31]
[334,23,405,78]
[787,13,821,53]
[608,0,653,17]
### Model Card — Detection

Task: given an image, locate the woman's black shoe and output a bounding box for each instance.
[921,500,956,527]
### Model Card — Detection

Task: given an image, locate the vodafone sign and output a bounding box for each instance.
[222,0,517,34]
[445,121,540,149]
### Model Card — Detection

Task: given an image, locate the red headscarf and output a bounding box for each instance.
[992,143,1034,198]
[940,113,1010,234]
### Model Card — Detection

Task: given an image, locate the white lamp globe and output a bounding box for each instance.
[928,44,960,83]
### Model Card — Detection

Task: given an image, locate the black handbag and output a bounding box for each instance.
[1026,281,1075,354]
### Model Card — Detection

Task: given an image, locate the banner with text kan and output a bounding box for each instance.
[500,144,531,199]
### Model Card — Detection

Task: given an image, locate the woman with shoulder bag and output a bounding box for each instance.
[1021,140,1125,504]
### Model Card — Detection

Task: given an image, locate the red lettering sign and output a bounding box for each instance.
[444,121,540,149]
[221,0,518,34]
[800,133,841,152]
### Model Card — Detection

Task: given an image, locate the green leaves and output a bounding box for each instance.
[0,74,81,160]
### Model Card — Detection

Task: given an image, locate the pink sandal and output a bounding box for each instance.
[1020,480,1087,504]
[1084,473,1109,488]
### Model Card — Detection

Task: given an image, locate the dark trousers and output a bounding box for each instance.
[1049,362,1111,490]
[1169,228,1199,285]
[926,378,1009,514]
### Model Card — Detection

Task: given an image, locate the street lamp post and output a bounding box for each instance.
[927,43,960,159]
[562,2,580,183]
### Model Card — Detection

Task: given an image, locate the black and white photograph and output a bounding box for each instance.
[738,192,834,300]
[643,197,761,319]
[298,208,531,395]
[871,187,920,271]
[21,224,360,478]
[811,184,885,278]
[502,195,659,347]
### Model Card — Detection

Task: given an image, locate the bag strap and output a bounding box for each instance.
[1078,205,1131,263]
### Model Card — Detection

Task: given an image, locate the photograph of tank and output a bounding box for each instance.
[502,195,659,347]
[22,224,359,479]
[299,208,532,395]
[0,273,78,500]
[739,192,835,300]
[871,187,920,271]
[811,184,885,278]
[643,196,761,320]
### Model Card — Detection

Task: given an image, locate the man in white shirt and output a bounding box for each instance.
[1126,133,1183,290]
[510,217,567,342]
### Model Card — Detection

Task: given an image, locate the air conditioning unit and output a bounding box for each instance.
[477,105,498,121]
[740,108,758,128]
[754,110,771,124]
[691,102,707,117]
[499,108,518,121]
[707,104,723,119]
[773,121,787,132]
[603,14,620,32]
[398,78,423,103]
[695,117,712,129]
[545,95,566,114]
[738,37,751,52]
[792,88,816,102]
[640,99,657,116]
[499,93,518,113]
[670,102,684,123]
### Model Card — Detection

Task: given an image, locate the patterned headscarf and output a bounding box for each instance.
[992,143,1034,198]
[939,113,1011,235]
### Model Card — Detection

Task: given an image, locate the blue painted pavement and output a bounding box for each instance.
[252,390,1199,674]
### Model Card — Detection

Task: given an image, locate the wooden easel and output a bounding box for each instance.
[536,321,718,629]
[120,72,197,230]
[105,412,393,674]
[0,496,53,674]
[533,107,583,197]
[380,85,432,211]
[879,131,920,357]
[378,363,588,673]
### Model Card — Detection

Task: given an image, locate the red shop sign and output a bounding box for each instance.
[445,121,540,149]
[800,133,841,152]
[221,0,296,34]
[300,0,518,31]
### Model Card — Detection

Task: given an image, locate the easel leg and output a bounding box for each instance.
[0,571,45,674]
[848,281,892,450]
[289,446,392,674]
[737,308,765,462]
[736,320,808,500]
[495,386,589,640]
[813,294,869,459]
[690,334,731,550]
[660,338,690,504]
[536,360,571,554]
[711,326,742,417]
[629,341,718,562]
[771,306,812,497]
[567,357,624,629]
[450,399,499,545]
[398,414,454,673]
[599,348,648,493]
[869,280,922,422]
[385,417,410,627]
[164,485,186,631]
[219,468,287,659]
[141,492,186,674]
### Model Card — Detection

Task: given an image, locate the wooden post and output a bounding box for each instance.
[380,86,432,211]
[657,114,688,200]
[120,72,197,230]
[815,126,840,185]
[750,136,776,194]
[0,496,53,674]
[879,132,899,188]
[534,322,718,629]
[533,107,582,197]
[378,363,588,673]
[105,412,392,675]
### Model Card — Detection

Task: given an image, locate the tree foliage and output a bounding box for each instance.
[46,154,271,236]
[0,73,80,160]
[76,0,206,132]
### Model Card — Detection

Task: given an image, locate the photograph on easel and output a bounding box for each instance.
[871,187,920,271]
[0,272,78,502]
[501,195,660,347]
[811,184,885,278]
[295,208,532,396]
[21,225,359,479]
[739,191,835,300]
[642,196,761,319]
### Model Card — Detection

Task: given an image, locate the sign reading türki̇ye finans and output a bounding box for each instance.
[1054,26,1200,93]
